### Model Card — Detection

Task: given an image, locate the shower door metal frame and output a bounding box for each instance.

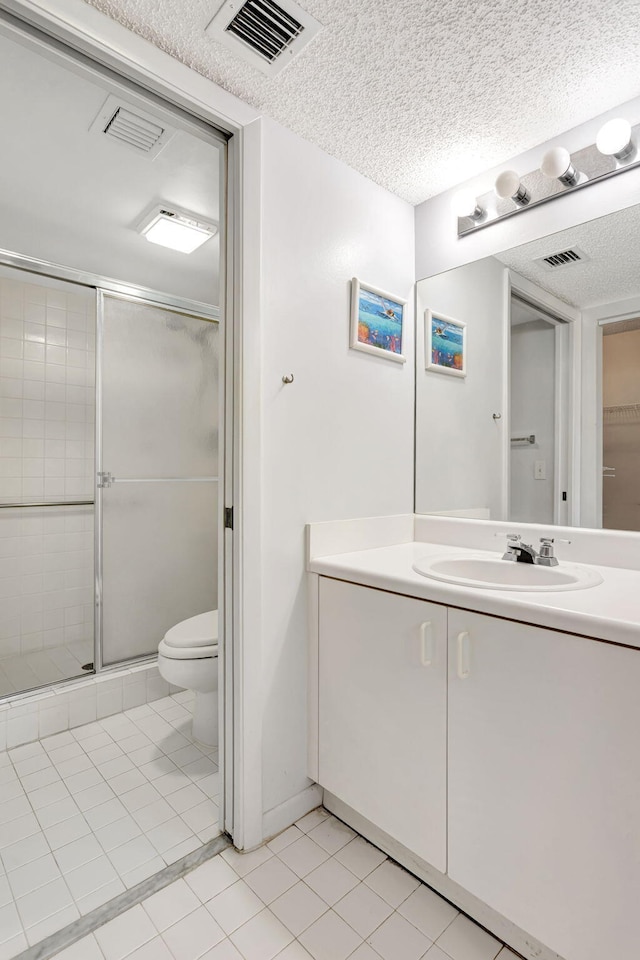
[0,248,222,681]
[94,288,221,673]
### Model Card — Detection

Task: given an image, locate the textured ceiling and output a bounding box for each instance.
[497,203,640,310]
[83,0,640,204]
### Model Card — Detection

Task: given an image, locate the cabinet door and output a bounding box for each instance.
[319,578,447,871]
[448,609,640,960]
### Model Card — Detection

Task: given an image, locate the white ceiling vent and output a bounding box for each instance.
[90,96,176,159]
[535,247,590,271]
[205,0,322,76]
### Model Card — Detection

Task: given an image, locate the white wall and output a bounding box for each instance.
[257,117,415,824]
[416,258,507,519]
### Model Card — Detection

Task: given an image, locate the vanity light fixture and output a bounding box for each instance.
[596,118,635,161]
[451,189,484,221]
[540,147,581,187]
[456,115,640,237]
[137,206,218,254]
[494,170,529,206]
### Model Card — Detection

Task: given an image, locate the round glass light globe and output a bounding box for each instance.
[494,170,521,199]
[541,147,571,179]
[596,118,632,156]
[451,189,479,218]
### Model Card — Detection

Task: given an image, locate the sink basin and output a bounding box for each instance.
[412,554,603,592]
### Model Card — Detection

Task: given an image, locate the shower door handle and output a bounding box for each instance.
[99,476,218,484]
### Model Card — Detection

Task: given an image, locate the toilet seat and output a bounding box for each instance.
[158,638,217,660]
[159,610,218,661]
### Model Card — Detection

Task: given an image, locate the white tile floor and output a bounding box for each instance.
[49,809,517,960]
[0,691,220,958]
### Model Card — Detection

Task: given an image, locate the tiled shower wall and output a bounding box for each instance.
[0,268,95,691]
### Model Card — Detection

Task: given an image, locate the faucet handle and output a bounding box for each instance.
[538,536,571,566]
[499,533,522,561]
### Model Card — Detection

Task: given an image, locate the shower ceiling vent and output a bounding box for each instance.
[205,0,322,76]
[90,95,176,159]
[535,247,590,271]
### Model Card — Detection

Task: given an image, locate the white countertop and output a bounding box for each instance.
[309,541,640,648]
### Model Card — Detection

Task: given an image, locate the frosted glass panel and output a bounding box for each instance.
[100,298,219,666]
[102,481,217,664]
[102,297,218,478]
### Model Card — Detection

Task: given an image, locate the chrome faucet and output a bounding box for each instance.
[502,534,571,565]
[502,534,538,564]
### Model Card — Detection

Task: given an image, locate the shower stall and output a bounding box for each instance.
[0,264,219,697]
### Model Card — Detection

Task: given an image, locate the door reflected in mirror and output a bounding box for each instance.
[415,202,640,532]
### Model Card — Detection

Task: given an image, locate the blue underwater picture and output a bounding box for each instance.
[430,316,464,371]
[357,288,404,355]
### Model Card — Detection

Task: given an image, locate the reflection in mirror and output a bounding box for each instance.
[602,319,640,530]
[415,202,640,532]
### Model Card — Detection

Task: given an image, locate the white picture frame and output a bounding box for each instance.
[350,277,407,363]
[425,309,467,378]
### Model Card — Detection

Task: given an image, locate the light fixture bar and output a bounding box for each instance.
[457,119,640,237]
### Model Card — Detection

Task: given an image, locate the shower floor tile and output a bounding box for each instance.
[0,642,92,697]
[0,691,220,954]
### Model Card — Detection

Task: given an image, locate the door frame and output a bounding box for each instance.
[0,0,263,848]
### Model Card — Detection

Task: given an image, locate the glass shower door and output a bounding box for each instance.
[99,293,219,666]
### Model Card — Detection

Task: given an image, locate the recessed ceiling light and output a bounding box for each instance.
[137,206,218,254]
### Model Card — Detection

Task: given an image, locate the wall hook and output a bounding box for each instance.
[282,374,294,384]
[492,413,502,420]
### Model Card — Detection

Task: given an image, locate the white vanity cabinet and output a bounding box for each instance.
[318,577,448,871]
[315,576,640,960]
[447,608,640,960]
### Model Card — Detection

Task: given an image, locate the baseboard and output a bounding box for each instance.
[262,783,323,844]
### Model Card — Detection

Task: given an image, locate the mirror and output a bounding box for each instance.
[415,202,640,532]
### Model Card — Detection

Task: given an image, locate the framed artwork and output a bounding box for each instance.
[350,278,407,363]
[425,309,466,377]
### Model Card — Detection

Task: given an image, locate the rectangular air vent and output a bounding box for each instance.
[227,0,303,61]
[104,108,164,152]
[206,0,322,76]
[89,95,176,160]
[535,247,590,271]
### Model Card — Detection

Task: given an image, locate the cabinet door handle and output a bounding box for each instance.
[457,631,471,679]
[419,621,433,666]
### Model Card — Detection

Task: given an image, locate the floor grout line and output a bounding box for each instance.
[13,832,231,960]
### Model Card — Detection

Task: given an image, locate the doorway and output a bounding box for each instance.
[601,318,640,531]
[0,12,233,953]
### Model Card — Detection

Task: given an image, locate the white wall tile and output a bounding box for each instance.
[0,273,95,688]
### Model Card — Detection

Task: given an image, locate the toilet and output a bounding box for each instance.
[157,610,218,747]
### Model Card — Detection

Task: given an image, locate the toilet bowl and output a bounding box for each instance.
[157,610,218,747]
